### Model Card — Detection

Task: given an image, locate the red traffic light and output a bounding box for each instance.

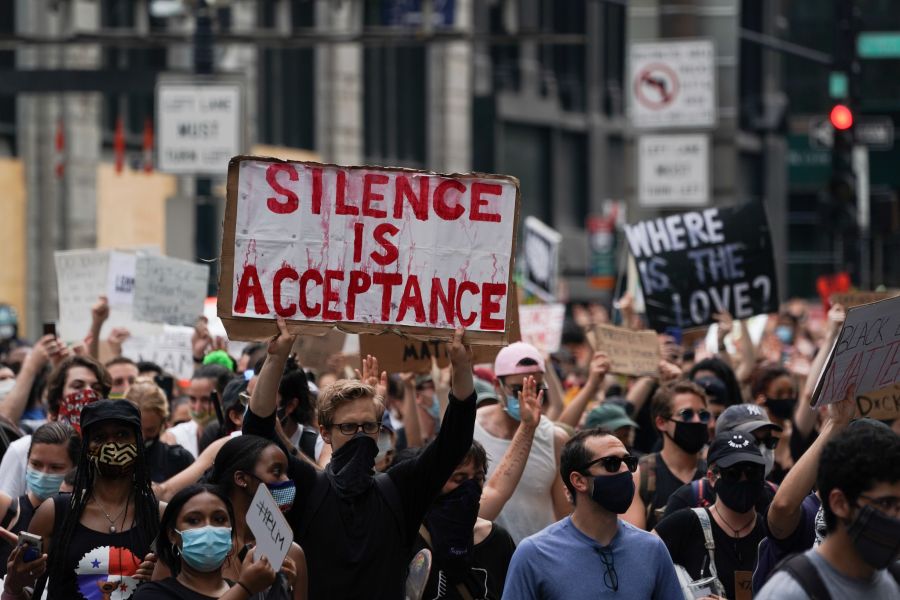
[830,104,853,130]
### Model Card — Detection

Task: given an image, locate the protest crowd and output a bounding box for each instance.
[0,162,897,600]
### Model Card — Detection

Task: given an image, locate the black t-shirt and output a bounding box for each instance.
[144,439,195,483]
[664,478,778,517]
[413,522,516,600]
[655,507,765,600]
[242,391,477,600]
[643,453,706,530]
[133,577,222,600]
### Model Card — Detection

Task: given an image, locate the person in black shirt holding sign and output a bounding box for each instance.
[243,317,476,600]
[654,430,768,600]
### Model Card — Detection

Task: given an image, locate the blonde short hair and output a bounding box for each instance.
[126,376,169,419]
[317,379,385,429]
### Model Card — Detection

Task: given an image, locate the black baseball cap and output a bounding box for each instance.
[80,399,142,432]
[707,430,766,468]
[694,376,728,406]
[715,403,783,436]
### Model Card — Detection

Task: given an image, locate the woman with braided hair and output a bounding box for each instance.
[9,399,163,600]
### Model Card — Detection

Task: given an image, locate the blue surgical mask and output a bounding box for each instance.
[176,526,233,572]
[775,325,793,345]
[425,397,441,421]
[503,395,521,421]
[267,480,296,513]
[25,467,65,501]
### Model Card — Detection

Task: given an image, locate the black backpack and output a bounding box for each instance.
[774,553,900,600]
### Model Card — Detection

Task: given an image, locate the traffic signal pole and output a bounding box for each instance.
[194,0,216,295]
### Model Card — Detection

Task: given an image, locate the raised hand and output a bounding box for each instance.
[586,351,611,386]
[448,327,471,368]
[239,549,277,594]
[519,375,544,429]
[356,354,381,387]
[828,384,858,427]
[91,295,110,325]
[714,311,734,341]
[267,317,295,358]
[192,316,212,358]
[658,359,683,384]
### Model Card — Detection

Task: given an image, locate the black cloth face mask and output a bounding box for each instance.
[424,479,482,574]
[715,478,764,513]
[666,420,708,454]
[846,504,900,570]
[325,433,377,499]
[765,397,797,420]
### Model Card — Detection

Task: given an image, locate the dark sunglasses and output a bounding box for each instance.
[580,455,639,474]
[506,383,549,403]
[671,408,712,423]
[716,463,765,483]
[756,435,778,450]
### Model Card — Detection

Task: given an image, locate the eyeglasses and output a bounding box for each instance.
[580,455,639,474]
[715,463,765,483]
[756,435,778,450]
[671,408,711,423]
[596,546,618,591]
[857,494,900,516]
[333,421,381,435]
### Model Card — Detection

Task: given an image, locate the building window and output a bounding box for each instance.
[500,123,552,225]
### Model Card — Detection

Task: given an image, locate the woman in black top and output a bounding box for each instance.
[134,484,276,600]
[0,422,78,577]
[15,400,164,600]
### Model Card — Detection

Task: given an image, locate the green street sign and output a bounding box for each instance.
[858,32,900,59]
[829,72,848,98]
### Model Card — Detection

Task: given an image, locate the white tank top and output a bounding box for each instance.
[474,414,558,544]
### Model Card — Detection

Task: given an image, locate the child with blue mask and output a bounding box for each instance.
[135,484,281,600]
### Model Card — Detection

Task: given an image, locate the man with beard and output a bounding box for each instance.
[626,380,711,530]
[757,423,900,599]
[243,318,476,600]
[502,428,681,599]
[654,430,769,600]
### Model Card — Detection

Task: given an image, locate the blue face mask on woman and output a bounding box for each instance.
[176,526,233,572]
[25,467,65,501]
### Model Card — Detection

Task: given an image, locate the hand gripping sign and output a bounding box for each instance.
[219,157,521,345]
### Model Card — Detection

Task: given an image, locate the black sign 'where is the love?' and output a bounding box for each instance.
[625,202,779,331]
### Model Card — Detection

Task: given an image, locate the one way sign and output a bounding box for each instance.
[808,115,894,150]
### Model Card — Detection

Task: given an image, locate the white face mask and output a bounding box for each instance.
[759,444,776,478]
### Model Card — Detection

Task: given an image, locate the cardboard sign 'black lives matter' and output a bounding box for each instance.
[624,202,778,331]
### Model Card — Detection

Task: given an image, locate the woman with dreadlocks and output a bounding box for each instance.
[18,399,163,600]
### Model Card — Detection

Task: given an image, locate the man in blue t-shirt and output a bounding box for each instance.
[503,428,682,599]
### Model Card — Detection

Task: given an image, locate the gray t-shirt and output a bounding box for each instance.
[756,549,899,600]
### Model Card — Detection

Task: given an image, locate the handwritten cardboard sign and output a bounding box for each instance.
[132,255,209,326]
[121,326,195,381]
[855,383,900,420]
[624,202,779,331]
[830,291,900,309]
[247,483,293,571]
[812,296,900,408]
[218,157,520,344]
[519,303,565,355]
[593,324,660,376]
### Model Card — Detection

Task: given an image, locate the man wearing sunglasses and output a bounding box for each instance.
[756,421,900,599]
[475,342,574,544]
[627,380,711,530]
[664,403,783,516]
[502,429,682,600]
[655,430,769,600]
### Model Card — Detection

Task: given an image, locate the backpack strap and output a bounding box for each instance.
[638,453,657,520]
[1,495,18,529]
[775,553,831,600]
[417,524,474,600]
[691,508,726,597]
[296,471,330,540]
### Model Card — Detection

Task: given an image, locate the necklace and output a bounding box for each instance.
[93,495,129,533]
[712,504,756,563]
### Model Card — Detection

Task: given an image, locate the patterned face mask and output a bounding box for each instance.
[90,442,138,478]
[59,389,101,434]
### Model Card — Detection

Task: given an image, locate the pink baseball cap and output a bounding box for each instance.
[494,342,545,377]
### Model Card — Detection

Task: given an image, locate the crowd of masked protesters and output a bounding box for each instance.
[0,292,897,600]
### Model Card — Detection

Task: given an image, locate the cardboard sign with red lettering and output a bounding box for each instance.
[812,295,900,408]
[519,303,565,355]
[219,158,520,344]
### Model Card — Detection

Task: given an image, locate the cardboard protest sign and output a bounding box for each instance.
[854,383,900,420]
[519,303,565,355]
[218,158,520,344]
[830,290,899,309]
[54,250,137,342]
[624,202,778,331]
[593,324,660,376]
[522,217,561,301]
[812,296,900,408]
[132,255,210,326]
[293,329,346,373]
[121,326,195,381]
[247,483,293,571]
